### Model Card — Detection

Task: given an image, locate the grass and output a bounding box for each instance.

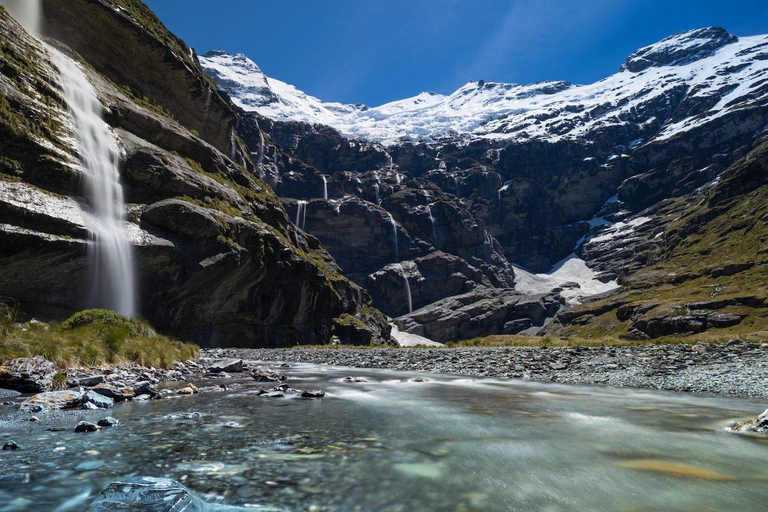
[0,306,198,369]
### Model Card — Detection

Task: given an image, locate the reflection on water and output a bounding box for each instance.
[0,363,766,511]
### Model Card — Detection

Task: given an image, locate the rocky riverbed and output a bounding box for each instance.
[222,341,768,398]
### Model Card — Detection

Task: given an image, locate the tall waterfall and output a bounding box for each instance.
[387,212,399,262]
[52,50,136,317]
[422,188,437,244]
[321,175,328,200]
[0,0,41,36]
[295,200,308,230]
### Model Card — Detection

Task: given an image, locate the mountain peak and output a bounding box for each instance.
[621,26,737,73]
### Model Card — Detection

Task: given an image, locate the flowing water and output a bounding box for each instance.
[397,263,413,314]
[1,363,767,511]
[321,176,328,200]
[295,200,308,230]
[0,0,41,36]
[51,50,136,317]
[387,212,399,262]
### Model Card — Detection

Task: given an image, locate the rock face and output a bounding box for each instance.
[0,3,390,346]
[0,357,55,393]
[395,289,563,343]
[203,26,768,341]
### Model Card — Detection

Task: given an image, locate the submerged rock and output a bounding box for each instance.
[20,390,83,412]
[97,417,119,428]
[729,409,768,434]
[88,477,207,511]
[2,440,20,451]
[343,376,368,383]
[301,390,326,398]
[0,357,55,393]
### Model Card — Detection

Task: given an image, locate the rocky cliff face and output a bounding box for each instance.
[202,27,768,342]
[0,1,391,346]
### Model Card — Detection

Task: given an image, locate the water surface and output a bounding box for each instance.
[1,363,766,511]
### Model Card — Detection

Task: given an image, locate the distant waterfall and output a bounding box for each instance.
[0,0,41,36]
[387,212,399,262]
[397,263,413,314]
[422,188,438,244]
[51,49,136,317]
[321,175,328,200]
[295,200,307,230]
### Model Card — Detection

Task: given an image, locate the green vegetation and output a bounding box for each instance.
[1,306,198,368]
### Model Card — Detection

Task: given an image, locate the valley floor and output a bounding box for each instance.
[223,343,768,398]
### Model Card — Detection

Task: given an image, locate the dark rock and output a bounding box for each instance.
[74,421,99,433]
[97,417,119,428]
[0,473,30,484]
[2,441,20,451]
[91,384,135,401]
[343,376,368,383]
[74,375,106,387]
[0,357,55,393]
[301,389,326,398]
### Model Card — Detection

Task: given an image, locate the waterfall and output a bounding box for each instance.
[374,183,381,204]
[295,200,307,230]
[321,175,328,200]
[397,263,413,314]
[51,49,136,317]
[422,189,438,244]
[387,212,399,262]
[0,0,41,36]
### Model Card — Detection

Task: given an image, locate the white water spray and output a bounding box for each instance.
[0,0,41,36]
[396,263,413,314]
[321,175,328,200]
[52,50,136,317]
[387,212,399,262]
[295,200,308,230]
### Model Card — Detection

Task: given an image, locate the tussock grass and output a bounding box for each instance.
[0,306,198,368]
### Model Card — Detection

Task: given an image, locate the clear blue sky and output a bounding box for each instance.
[144,0,768,107]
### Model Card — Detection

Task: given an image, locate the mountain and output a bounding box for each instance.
[201,27,768,343]
[201,27,768,146]
[0,0,390,346]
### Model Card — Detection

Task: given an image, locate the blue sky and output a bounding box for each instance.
[145,0,768,106]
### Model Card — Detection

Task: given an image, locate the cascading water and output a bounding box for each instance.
[421,188,438,244]
[321,175,328,200]
[387,212,399,262]
[396,263,413,314]
[0,0,41,36]
[51,50,136,317]
[295,200,308,230]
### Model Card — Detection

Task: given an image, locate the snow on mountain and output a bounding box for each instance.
[200,28,768,146]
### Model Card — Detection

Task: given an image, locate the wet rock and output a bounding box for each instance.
[82,402,99,410]
[250,366,287,382]
[729,409,768,434]
[28,416,39,422]
[343,376,368,383]
[97,417,119,428]
[2,440,20,451]
[133,394,152,401]
[163,412,204,420]
[74,421,99,433]
[91,384,135,401]
[82,390,114,409]
[224,421,243,428]
[412,378,429,382]
[301,390,326,398]
[0,357,55,393]
[177,383,199,395]
[0,473,30,484]
[20,390,84,412]
[209,358,243,373]
[133,381,161,398]
[88,477,208,511]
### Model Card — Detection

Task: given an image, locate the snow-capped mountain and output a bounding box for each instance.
[200,27,768,146]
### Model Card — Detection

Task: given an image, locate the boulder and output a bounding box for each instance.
[0,357,55,393]
[250,366,287,382]
[74,421,99,433]
[97,417,119,428]
[19,390,84,412]
[91,384,135,401]
[209,358,244,373]
[82,390,114,409]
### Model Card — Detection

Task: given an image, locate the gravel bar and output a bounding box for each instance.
[215,341,768,399]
